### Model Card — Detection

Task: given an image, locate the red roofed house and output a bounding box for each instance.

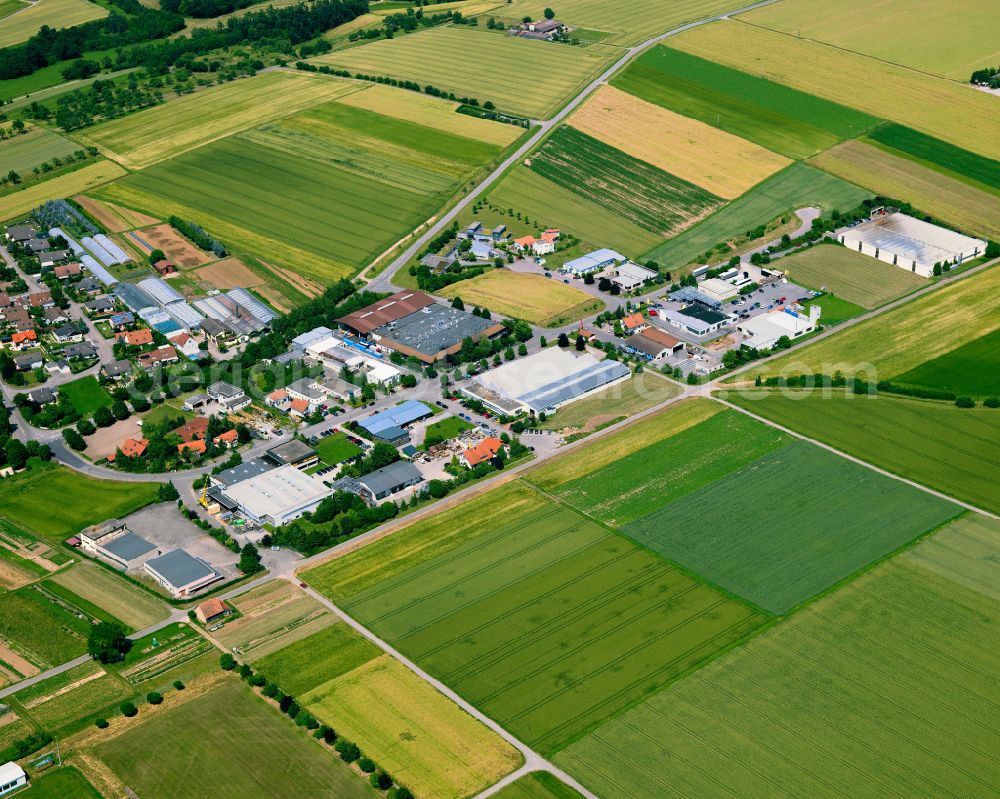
[109,437,148,462]
[213,429,238,447]
[512,233,555,256]
[194,598,229,624]
[541,229,560,241]
[168,331,200,358]
[172,417,209,443]
[115,328,154,347]
[178,439,207,455]
[266,388,288,408]
[10,330,37,350]
[28,290,54,308]
[459,436,505,468]
[137,345,178,367]
[53,263,82,279]
[622,312,647,332]
[153,260,178,277]
[288,397,310,417]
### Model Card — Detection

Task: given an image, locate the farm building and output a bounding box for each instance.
[144,548,222,597]
[357,460,423,502]
[0,762,27,796]
[562,249,628,276]
[611,263,658,291]
[738,306,820,350]
[222,464,329,526]
[698,278,740,302]
[839,211,986,277]
[464,348,630,416]
[660,306,729,337]
[195,598,230,624]
[625,327,685,360]
[358,399,434,443]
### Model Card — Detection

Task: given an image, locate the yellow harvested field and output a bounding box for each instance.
[528,397,723,489]
[743,0,1000,81]
[195,257,263,289]
[76,71,364,169]
[811,139,1000,241]
[339,84,521,147]
[0,0,107,48]
[751,263,1000,380]
[303,655,522,799]
[74,195,159,232]
[323,11,381,39]
[672,21,1000,162]
[569,85,788,199]
[51,562,168,631]
[373,0,500,14]
[0,161,126,222]
[440,270,603,326]
[186,0,300,28]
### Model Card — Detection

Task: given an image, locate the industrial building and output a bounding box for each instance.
[265,439,319,469]
[660,306,729,336]
[464,348,630,416]
[222,464,329,526]
[839,211,986,277]
[357,460,423,501]
[358,399,434,443]
[738,306,820,350]
[144,548,222,597]
[610,262,657,291]
[562,248,628,276]
[698,278,740,302]
[625,327,686,360]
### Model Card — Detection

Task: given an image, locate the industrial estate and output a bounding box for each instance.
[0,0,999,797]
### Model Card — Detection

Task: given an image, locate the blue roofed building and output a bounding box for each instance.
[358,399,434,444]
[561,248,628,276]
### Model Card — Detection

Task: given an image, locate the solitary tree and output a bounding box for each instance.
[89,621,131,663]
[543,6,555,18]
[451,296,465,311]
[575,335,586,351]
[557,332,570,347]
[238,542,263,575]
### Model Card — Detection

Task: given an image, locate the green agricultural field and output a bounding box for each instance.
[612,46,879,160]
[311,495,763,754]
[94,679,373,799]
[557,512,1000,797]
[868,123,1000,194]
[0,586,91,667]
[0,0,107,48]
[643,163,871,267]
[313,26,612,119]
[313,431,362,466]
[744,0,1000,81]
[746,262,1000,381]
[893,328,1000,398]
[725,390,1000,514]
[303,654,522,799]
[547,409,788,526]
[0,160,125,222]
[493,772,584,799]
[0,0,27,21]
[253,621,381,696]
[488,166,661,258]
[15,661,132,731]
[77,71,362,170]
[529,126,723,237]
[0,127,82,175]
[51,562,168,631]
[0,463,161,544]
[18,767,102,798]
[778,242,926,309]
[538,370,681,437]
[56,375,111,416]
[100,99,506,281]
[800,293,865,326]
[624,439,960,613]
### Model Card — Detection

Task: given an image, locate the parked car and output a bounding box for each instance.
[544,271,552,278]
[436,400,448,408]
[649,309,658,317]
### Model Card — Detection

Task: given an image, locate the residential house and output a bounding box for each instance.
[207,381,250,412]
[27,290,54,308]
[168,331,200,358]
[289,398,311,418]
[178,439,207,456]
[213,429,238,448]
[194,598,230,624]
[172,417,209,443]
[26,387,57,405]
[52,323,85,343]
[459,437,505,468]
[101,358,133,380]
[5,224,37,242]
[265,388,289,409]
[53,263,82,280]
[45,359,71,377]
[42,307,69,325]
[13,352,43,371]
[115,328,153,347]
[108,437,148,462]
[38,250,70,267]
[137,345,178,367]
[63,341,97,360]
[108,312,134,330]
[25,238,50,253]
[9,330,36,350]
[76,277,103,295]
[622,312,647,333]
[84,296,116,314]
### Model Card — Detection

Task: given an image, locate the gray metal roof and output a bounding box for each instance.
[227,288,277,323]
[166,301,204,329]
[377,305,495,358]
[358,460,422,496]
[82,236,117,267]
[94,234,131,263]
[102,531,157,561]
[146,548,219,588]
[266,439,317,465]
[212,457,276,488]
[669,286,721,309]
[520,360,630,412]
[138,277,184,306]
[114,282,156,312]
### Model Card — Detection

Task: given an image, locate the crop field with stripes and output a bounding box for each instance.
[556,513,1000,798]
[304,480,763,755]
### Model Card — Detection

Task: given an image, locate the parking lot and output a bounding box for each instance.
[121,504,240,579]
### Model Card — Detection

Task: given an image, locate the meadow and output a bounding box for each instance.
[50,562,168,631]
[725,391,1000,514]
[17,664,132,731]
[313,431,362,466]
[494,772,584,799]
[801,293,866,326]
[570,85,788,200]
[487,166,661,257]
[0,0,106,48]
[624,439,960,613]
[777,242,927,309]
[745,263,1000,380]
[303,654,522,799]
[56,375,111,416]
[642,163,871,267]
[77,71,361,170]
[421,414,473,446]
[441,270,603,326]
[0,463,160,544]
[812,139,1000,241]
[892,328,1000,398]
[315,497,763,754]
[547,409,788,526]
[744,0,1000,81]
[500,0,745,45]
[867,123,1000,194]
[0,586,91,667]
[100,98,505,280]
[557,513,1000,798]
[612,45,878,160]
[16,767,102,798]
[94,679,373,799]
[0,161,125,222]
[529,126,723,237]
[0,127,81,174]
[538,370,681,436]
[672,20,1000,162]
[313,26,612,119]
